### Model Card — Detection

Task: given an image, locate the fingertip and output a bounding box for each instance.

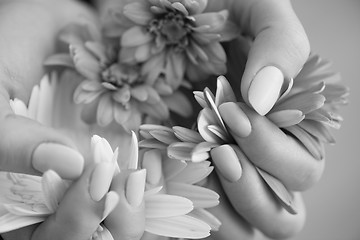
[239,0,310,110]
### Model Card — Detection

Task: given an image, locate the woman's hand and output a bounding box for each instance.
[205,0,318,239]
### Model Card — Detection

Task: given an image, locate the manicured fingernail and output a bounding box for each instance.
[102,191,120,221]
[126,169,146,208]
[32,143,84,179]
[90,162,115,201]
[128,131,139,170]
[219,102,251,138]
[142,150,162,186]
[248,66,284,116]
[210,145,242,182]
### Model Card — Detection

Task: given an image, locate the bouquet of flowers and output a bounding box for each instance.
[0,0,349,239]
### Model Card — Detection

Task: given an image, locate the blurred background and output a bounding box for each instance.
[262,1,360,239]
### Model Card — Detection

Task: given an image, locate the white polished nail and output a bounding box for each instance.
[218,102,251,138]
[90,162,115,201]
[142,149,162,186]
[32,143,84,179]
[248,66,284,116]
[210,145,242,182]
[102,191,120,221]
[126,169,146,208]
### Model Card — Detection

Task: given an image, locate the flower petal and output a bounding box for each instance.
[44,53,75,68]
[97,94,114,126]
[285,125,324,160]
[169,161,213,185]
[167,182,219,208]
[123,2,153,25]
[256,168,297,214]
[173,126,204,143]
[274,92,326,115]
[168,142,197,161]
[267,109,305,128]
[197,108,223,143]
[188,209,221,231]
[145,215,211,239]
[42,170,68,212]
[145,194,193,218]
[121,26,153,47]
[215,76,237,106]
[0,213,45,233]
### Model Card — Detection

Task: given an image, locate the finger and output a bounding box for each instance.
[0,110,85,179]
[105,169,146,240]
[32,162,119,240]
[219,102,324,191]
[204,175,256,240]
[232,0,311,115]
[218,148,306,239]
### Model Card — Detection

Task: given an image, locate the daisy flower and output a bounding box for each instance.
[102,0,239,87]
[45,21,192,130]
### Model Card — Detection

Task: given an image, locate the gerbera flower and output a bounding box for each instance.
[45,21,192,130]
[102,0,239,87]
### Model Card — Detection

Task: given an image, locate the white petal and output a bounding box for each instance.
[215,75,237,106]
[145,194,193,218]
[257,168,297,214]
[188,208,221,231]
[285,125,324,160]
[0,213,45,233]
[121,26,153,47]
[197,108,222,143]
[169,161,213,185]
[173,126,204,143]
[168,142,196,161]
[167,182,219,208]
[42,170,68,212]
[145,215,211,239]
[149,130,178,145]
[267,109,305,128]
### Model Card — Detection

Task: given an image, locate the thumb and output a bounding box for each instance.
[235,0,310,115]
[0,97,84,179]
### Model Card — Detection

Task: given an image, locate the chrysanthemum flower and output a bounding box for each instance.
[102,0,239,86]
[266,54,349,160]
[45,21,192,130]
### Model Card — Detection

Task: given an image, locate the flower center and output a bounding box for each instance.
[148,10,193,51]
[101,63,140,89]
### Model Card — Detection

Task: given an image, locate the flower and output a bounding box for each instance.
[45,21,192,130]
[266,54,350,160]
[102,0,239,86]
